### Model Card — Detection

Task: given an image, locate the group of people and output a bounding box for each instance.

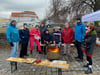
[6,17,96,74]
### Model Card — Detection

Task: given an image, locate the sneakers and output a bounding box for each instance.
[85,68,93,74]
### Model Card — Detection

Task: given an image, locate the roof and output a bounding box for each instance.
[82,10,100,22]
[11,11,37,17]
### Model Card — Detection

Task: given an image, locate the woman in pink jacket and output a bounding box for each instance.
[29,25,42,54]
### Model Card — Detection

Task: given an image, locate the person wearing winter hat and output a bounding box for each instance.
[6,20,20,57]
[42,29,53,54]
[29,25,42,54]
[19,23,30,58]
[53,26,62,48]
[74,17,86,62]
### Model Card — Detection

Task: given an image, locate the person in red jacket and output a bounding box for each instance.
[62,24,74,55]
[29,25,42,54]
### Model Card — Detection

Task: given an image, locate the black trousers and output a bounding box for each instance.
[20,42,28,57]
[87,56,92,65]
[75,41,83,60]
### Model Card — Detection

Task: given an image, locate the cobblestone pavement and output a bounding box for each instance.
[0,46,100,75]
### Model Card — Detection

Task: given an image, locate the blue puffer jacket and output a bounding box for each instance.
[6,23,20,43]
[75,23,86,42]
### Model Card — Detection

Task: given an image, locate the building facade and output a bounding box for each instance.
[11,11,40,27]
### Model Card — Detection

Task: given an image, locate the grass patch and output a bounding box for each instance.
[0,27,7,33]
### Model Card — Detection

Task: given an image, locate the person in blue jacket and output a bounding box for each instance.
[19,23,30,58]
[6,20,20,57]
[75,18,86,61]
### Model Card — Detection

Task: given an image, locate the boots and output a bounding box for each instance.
[85,68,93,74]
[85,65,93,74]
[30,51,32,54]
[39,51,43,54]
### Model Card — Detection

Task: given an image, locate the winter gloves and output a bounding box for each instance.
[10,42,14,47]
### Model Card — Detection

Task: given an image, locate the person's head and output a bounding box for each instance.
[23,23,27,28]
[45,29,49,34]
[41,24,44,27]
[10,20,16,26]
[90,22,94,25]
[65,23,69,29]
[87,25,95,33]
[54,26,59,31]
[76,17,81,23]
[35,25,39,30]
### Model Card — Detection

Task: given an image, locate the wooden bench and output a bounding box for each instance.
[6,57,69,75]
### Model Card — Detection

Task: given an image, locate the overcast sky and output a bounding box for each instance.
[0,0,50,20]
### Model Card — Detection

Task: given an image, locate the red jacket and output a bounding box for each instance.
[62,28,74,44]
[29,28,41,39]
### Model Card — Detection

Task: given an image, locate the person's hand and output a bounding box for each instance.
[86,30,89,34]
[58,43,61,48]
[49,41,52,44]
[10,42,14,47]
[40,37,41,40]
[22,36,24,38]
[53,41,55,44]
[59,42,61,44]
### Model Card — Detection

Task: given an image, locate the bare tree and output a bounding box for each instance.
[47,0,68,23]
[45,0,100,24]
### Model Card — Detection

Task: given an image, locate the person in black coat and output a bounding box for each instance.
[39,24,46,51]
[81,25,96,74]
[42,29,53,54]
[39,24,46,43]
[19,23,30,58]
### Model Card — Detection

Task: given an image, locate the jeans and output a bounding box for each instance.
[10,42,19,57]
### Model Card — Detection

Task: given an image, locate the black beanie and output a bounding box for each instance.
[35,25,39,28]
[23,23,27,26]
[76,17,81,21]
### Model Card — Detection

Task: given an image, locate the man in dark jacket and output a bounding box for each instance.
[43,29,53,54]
[39,24,46,43]
[75,18,86,61]
[39,24,46,51]
[19,23,30,58]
